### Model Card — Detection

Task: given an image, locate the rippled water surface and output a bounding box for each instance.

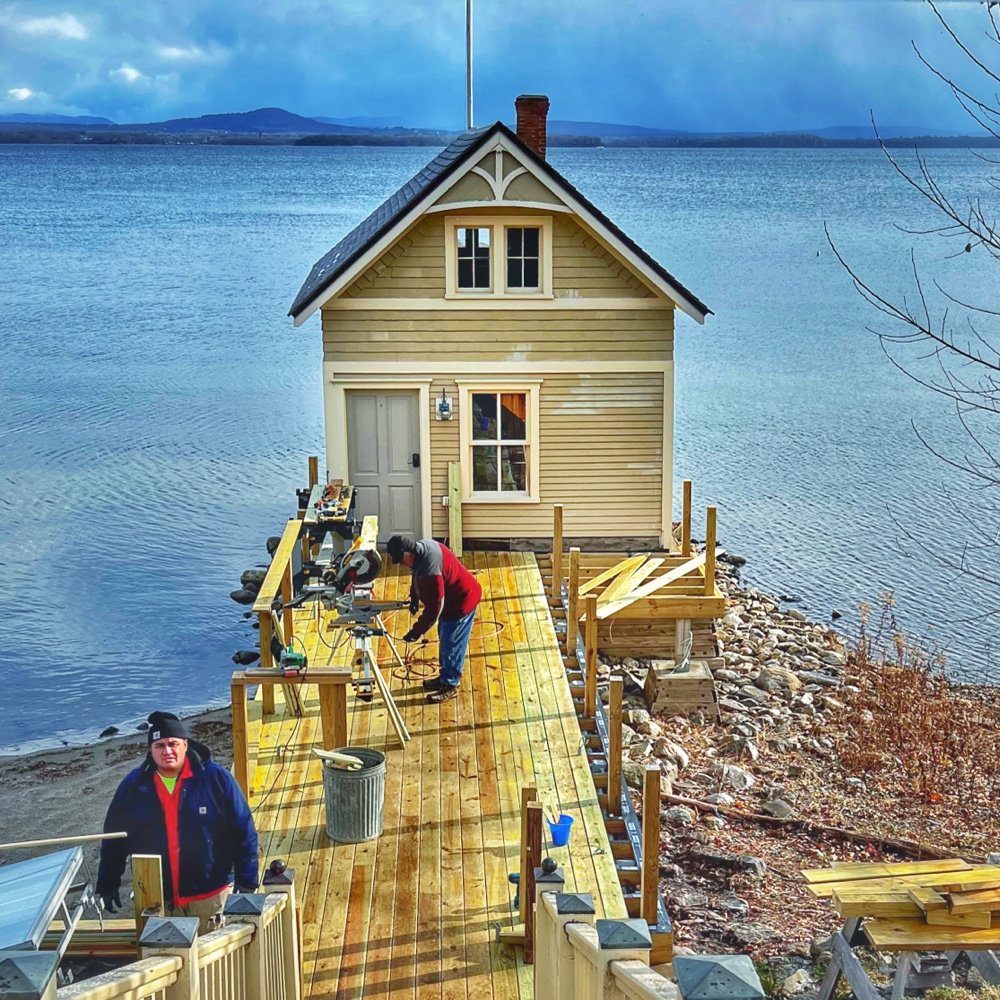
[1,143,996,752]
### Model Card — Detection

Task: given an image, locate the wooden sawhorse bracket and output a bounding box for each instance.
[231,668,352,800]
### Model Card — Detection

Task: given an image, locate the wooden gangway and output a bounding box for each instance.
[247,551,627,999]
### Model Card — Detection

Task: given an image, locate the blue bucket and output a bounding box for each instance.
[548,814,574,847]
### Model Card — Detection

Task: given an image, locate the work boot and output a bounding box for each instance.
[422,675,446,690]
[428,686,458,704]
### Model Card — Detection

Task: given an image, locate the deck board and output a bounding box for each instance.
[249,552,626,999]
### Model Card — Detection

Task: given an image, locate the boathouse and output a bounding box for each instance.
[289,96,710,548]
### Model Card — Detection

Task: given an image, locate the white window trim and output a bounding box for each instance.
[445,215,553,300]
[457,379,542,504]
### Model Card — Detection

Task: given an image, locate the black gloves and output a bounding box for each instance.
[402,629,419,644]
[101,890,122,914]
[408,599,419,616]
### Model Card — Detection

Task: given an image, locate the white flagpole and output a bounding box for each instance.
[466,0,474,129]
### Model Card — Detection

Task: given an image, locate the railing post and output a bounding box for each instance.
[551,504,564,601]
[308,455,319,489]
[140,916,200,1000]
[132,854,164,953]
[681,479,692,557]
[585,595,598,718]
[282,563,294,651]
[641,765,661,926]
[524,802,544,965]
[569,920,653,1000]
[552,894,596,1000]
[0,953,59,999]
[519,783,538,927]
[263,862,302,1000]
[223,894,267,1000]
[608,677,623,817]
[232,677,251,800]
[704,505,717,596]
[567,547,581,655]
[532,869,566,1000]
[448,462,463,557]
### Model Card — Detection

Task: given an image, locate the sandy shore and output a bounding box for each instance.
[0,708,234,916]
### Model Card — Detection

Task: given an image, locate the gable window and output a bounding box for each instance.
[506,227,540,290]
[445,216,553,298]
[457,381,542,502]
[457,227,491,289]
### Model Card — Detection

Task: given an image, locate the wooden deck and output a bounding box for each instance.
[248,550,626,1000]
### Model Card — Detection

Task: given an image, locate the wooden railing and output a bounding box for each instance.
[57,875,301,1000]
[533,889,678,1000]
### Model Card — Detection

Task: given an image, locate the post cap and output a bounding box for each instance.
[224,893,267,916]
[555,892,595,915]
[534,864,565,885]
[596,918,653,950]
[139,915,200,948]
[0,952,61,999]
[263,860,295,886]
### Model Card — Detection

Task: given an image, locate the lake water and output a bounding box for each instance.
[1,143,996,754]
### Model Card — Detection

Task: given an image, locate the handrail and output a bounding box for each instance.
[260,891,288,929]
[611,959,680,1000]
[196,923,254,968]
[56,956,181,999]
[253,519,301,614]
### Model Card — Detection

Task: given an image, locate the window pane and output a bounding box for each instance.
[507,258,522,289]
[473,446,498,491]
[522,258,539,289]
[458,258,474,288]
[507,228,522,256]
[477,227,490,248]
[500,445,527,491]
[500,393,527,440]
[474,257,490,288]
[523,227,539,256]
[458,228,469,250]
[472,393,497,440]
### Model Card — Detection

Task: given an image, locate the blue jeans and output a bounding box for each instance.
[438,609,476,688]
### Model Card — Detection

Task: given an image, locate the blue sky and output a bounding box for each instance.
[0,0,993,131]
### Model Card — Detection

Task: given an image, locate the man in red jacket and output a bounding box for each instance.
[387,535,482,703]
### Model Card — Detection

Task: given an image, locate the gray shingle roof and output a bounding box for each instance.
[289,122,711,321]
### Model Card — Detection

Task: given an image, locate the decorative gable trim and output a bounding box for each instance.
[291,123,710,326]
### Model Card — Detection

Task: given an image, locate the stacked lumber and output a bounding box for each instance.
[803,859,1000,949]
[644,660,721,720]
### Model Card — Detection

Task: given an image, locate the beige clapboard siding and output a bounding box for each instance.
[552,216,654,298]
[343,216,446,298]
[427,372,664,538]
[323,309,674,362]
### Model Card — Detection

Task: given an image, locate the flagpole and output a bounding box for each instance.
[466,0,474,129]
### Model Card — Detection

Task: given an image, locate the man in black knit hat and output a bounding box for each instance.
[97,711,259,933]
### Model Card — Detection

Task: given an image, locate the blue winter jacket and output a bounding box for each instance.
[97,739,258,901]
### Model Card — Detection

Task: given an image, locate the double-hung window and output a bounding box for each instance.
[445,216,552,298]
[457,381,541,502]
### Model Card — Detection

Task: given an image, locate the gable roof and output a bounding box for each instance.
[289,122,711,323]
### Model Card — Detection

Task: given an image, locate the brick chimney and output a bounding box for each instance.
[515,94,550,160]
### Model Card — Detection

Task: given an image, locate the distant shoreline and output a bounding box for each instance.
[3,128,1000,150]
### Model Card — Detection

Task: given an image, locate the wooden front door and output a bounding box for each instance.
[346,390,421,543]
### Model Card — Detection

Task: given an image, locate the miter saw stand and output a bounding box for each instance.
[298,548,412,744]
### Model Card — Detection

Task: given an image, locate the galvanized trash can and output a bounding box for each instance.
[322,747,386,843]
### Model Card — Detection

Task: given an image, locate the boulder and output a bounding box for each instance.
[713,763,755,791]
[99,726,119,738]
[265,536,282,557]
[662,806,697,827]
[652,739,690,770]
[762,798,795,819]
[724,922,780,947]
[783,969,811,994]
[230,588,257,605]
[232,650,260,665]
[241,568,268,586]
[755,666,802,694]
[623,762,647,790]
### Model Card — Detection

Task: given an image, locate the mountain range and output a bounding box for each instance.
[0,106,981,140]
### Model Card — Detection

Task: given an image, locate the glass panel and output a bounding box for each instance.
[507,258,522,289]
[458,258,474,289]
[500,393,527,440]
[472,393,498,440]
[500,445,528,491]
[473,446,498,491]
[457,228,469,250]
[523,227,539,256]
[457,228,491,288]
[507,228,522,255]
[477,227,491,248]
[522,258,539,289]
[474,257,490,288]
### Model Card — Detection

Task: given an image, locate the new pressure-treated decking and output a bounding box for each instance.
[249,551,626,999]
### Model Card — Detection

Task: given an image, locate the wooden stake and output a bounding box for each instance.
[551,504,564,601]
[232,678,250,799]
[585,595,598,718]
[682,479,692,557]
[641,764,661,925]
[282,563,294,651]
[519,783,538,926]
[448,462,463,557]
[524,801,544,965]
[567,546,581,655]
[131,854,163,954]
[308,455,319,489]
[609,676,623,817]
[704,505,717,597]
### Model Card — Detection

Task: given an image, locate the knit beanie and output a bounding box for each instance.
[386,535,418,565]
[147,711,188,745]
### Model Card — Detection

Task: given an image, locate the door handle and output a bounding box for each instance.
[412,453,421,468]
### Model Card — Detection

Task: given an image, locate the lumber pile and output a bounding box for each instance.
[803,859,1000,949]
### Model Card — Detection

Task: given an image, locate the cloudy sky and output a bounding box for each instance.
[0,0,994,131]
